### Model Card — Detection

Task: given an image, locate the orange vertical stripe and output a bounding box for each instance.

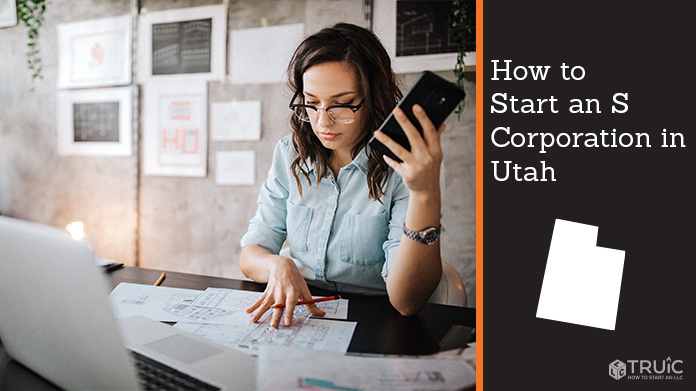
[476,0,483,388]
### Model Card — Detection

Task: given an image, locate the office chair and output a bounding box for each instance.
[428,261,468,307]
[425,166,468,306]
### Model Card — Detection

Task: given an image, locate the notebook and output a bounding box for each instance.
[0,216,256,390]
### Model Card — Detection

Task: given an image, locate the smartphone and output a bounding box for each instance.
[369,71,465,162]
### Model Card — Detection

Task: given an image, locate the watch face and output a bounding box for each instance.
[423,229,439,244]
[403,224,441,244]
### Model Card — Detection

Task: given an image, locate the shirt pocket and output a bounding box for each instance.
[340,212,389,265]
[287,202,313,253]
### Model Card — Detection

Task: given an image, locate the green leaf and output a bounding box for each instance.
[16,0,47,83]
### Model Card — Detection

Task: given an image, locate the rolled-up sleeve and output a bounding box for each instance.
[381,174,409,280]
[240,138,291,254]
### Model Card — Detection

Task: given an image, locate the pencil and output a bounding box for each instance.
[271,295,341,309]
[153,272,166,286]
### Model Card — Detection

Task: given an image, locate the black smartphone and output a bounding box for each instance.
[369,71,465,162]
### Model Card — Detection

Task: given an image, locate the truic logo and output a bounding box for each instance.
[609,360,626,380]
[609,357,684,381]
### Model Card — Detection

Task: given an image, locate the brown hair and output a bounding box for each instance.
[287,23,402,201]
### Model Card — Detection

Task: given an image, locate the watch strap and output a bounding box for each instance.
[403,223,441,245]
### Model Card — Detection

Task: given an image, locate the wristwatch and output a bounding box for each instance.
[403,223,441,245]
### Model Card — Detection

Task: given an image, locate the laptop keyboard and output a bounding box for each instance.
[130,350,221,391]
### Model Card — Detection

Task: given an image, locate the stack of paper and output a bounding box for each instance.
[109,283,355,356]
[257,345,476,391]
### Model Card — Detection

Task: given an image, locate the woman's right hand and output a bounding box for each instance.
[245,255,325,328]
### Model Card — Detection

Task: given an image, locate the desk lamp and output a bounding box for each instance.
[65,221,95,254]
[66,221,123,270]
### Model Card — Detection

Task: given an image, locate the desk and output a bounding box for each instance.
[1,267,475,390]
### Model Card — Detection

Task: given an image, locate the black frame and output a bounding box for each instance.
[289,90,365,123]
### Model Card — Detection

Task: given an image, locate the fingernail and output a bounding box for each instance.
[414,104,423,113]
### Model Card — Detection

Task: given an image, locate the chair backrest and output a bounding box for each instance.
[428,261,467,307]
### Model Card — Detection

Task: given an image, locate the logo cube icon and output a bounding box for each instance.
[609,360,626,380]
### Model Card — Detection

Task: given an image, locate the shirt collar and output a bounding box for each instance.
[304,144,371,177]
[352,144,370,176]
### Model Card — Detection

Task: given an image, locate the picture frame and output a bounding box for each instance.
[142,79,208,177]
[138,4,227,82]
[56,86,134,156]
[372,0,476,74]
[57,15,132,89]
[0,0,17,28]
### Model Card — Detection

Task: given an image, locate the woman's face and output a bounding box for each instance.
[301,61,366,159]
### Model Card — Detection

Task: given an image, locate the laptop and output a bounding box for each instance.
[0,216,256,390]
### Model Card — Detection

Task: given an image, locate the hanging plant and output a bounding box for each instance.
[449,0,474,119]
[16,0,48,85]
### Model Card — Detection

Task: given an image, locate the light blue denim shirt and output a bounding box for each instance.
[240,135,409,295]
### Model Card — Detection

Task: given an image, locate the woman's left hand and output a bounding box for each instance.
[372,104,445,194]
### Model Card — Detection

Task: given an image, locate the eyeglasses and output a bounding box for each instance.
[289,90,365,124]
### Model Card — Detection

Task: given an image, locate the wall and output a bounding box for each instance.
[0,0,138,266]
[0,0,476,305]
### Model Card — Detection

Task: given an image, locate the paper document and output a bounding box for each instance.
[109,283,348,324]
[109,283,204,322]
[210,101,261,141]
[175,315,356,356]
[193,287,349,320]
[109,283,355,356]
[175,287,354,355]
[257,345,476,391]
[229,24,305,85]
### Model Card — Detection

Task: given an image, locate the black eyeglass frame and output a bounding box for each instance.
[288,90,365,124]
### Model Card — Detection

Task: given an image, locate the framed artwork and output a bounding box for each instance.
[56,87,134,156]
[138,4,227,82]
[0,0,17,28]
[142,79,208,177]
[372,0,476,74]
[57,15,132,89]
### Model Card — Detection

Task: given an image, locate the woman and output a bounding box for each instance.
[240,23,444,328]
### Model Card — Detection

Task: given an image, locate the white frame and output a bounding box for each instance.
[57,15,132,89]
[57,87,134,156]
[372,0,476,74]
[138,4,227,82]
[0,0,17,28]
[142,79,208,177]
